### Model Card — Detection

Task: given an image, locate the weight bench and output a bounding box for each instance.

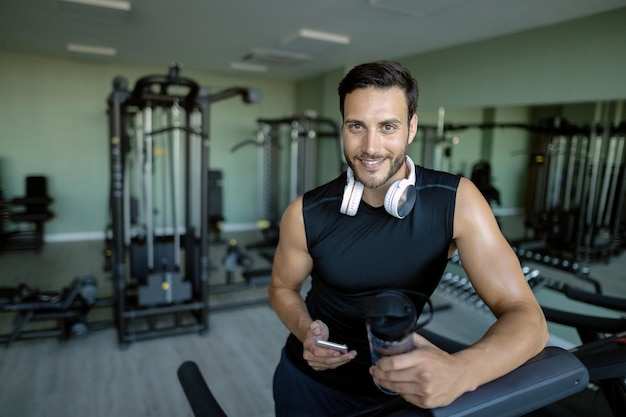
[0,276,103,347]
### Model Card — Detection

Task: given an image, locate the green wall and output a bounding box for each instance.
[0,51,295,239]
[399,8,626,109]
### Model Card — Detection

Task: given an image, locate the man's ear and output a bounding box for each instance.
[408,114,418,144]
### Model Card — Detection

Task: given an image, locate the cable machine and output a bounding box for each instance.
[522,111,626,264]
[107,64,259,347]
[420,106,625,267]
[232,114,343,250]
[229,114,343,284]
[258,115,342,239]
[420,108,456,173]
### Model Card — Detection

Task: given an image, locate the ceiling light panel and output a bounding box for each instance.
[58,0,131,11]
[67,43,117,56]
[369,0,472,17]
[282,28,350,53]
[57,0,131,24]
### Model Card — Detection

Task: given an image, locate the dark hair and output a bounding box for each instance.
[338,60,419,119]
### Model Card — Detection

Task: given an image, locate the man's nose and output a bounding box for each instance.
[362,130,380,155]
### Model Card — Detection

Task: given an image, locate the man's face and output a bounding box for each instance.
[342,86,417,190]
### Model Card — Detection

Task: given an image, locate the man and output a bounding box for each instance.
[269,60,548,416]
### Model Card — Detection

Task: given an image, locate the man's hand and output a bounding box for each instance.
[303,320,357,371]
[370,333,470,409]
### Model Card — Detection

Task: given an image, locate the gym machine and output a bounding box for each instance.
[106,64,259,347]
[207,169,225,243]
[421,109,626,266]
[231,114,343,283]
[231,122,281,251]
[0,175,55,253]
[278,114,344,201]
[420,108,458,173]
[439,258,626,417]
[177,261,626,417]
[205,237,269,312]
[521,110,626,264]
[0,276,112,347]
[178,346,588,417]
[236,114,343,247]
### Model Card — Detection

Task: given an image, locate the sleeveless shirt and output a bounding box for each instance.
[283,163,461,398]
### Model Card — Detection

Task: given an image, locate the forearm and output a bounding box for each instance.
[453,304,548,393]
[268,284,313,343]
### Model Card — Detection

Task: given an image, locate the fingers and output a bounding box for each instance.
[303,321,356,371]
[370,365,437,406]
[412,332,435,348]
[369,346,434,390]
[308,320,327,339]
[375,349,419,371]
[305,348,357,371]
[370,360,421,387]
[369,344,463,409]
[376,336,443,371]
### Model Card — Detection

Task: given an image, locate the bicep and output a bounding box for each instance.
[270,197,314,292]
[452,178,536,315]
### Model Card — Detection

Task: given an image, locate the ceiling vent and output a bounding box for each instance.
[230,62,268,73]
[241,48,312,67]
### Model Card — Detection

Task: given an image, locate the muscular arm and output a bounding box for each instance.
[268,197,357,369]
[448,177,549,391]
[372,177,548,408]
[268,197,314,342]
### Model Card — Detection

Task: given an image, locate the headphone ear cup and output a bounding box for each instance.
[384,156,417,219]
[383,180,399,216]
[340,169,364,216]
[384,179,416,219]
[346,181,363,216]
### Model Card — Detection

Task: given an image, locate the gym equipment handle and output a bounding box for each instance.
[563,285,626,312]
[542,306,626,334]
[179,347,588,417]
[177,361,228,417]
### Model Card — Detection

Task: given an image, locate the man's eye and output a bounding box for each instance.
[383,124,395,131]
[349,124,362,130]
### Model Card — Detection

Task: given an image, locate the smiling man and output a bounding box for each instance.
[268,60,548,417]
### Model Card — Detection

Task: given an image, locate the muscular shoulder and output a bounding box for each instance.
[302,174,345,213]
[456,176,490,213]
[281,195,304,230]
[415,165,460,190]
[453,177,499,240]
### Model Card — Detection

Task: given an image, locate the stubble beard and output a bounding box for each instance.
[346,150,407,189]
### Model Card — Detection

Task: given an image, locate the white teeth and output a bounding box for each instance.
[363,160,380,166]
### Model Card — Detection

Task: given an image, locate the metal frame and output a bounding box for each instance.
[106,65,259,347]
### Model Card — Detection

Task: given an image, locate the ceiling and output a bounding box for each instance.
[1,0,625,81]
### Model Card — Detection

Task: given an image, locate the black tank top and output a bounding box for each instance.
[284,164,461,398]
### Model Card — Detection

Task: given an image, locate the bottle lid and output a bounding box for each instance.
[364,290,417,341]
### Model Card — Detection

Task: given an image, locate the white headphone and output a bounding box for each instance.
[340,156,417,219]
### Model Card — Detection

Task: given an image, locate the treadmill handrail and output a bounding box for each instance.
[563,285,626,313]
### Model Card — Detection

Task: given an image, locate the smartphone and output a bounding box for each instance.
[315,339,348,354]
